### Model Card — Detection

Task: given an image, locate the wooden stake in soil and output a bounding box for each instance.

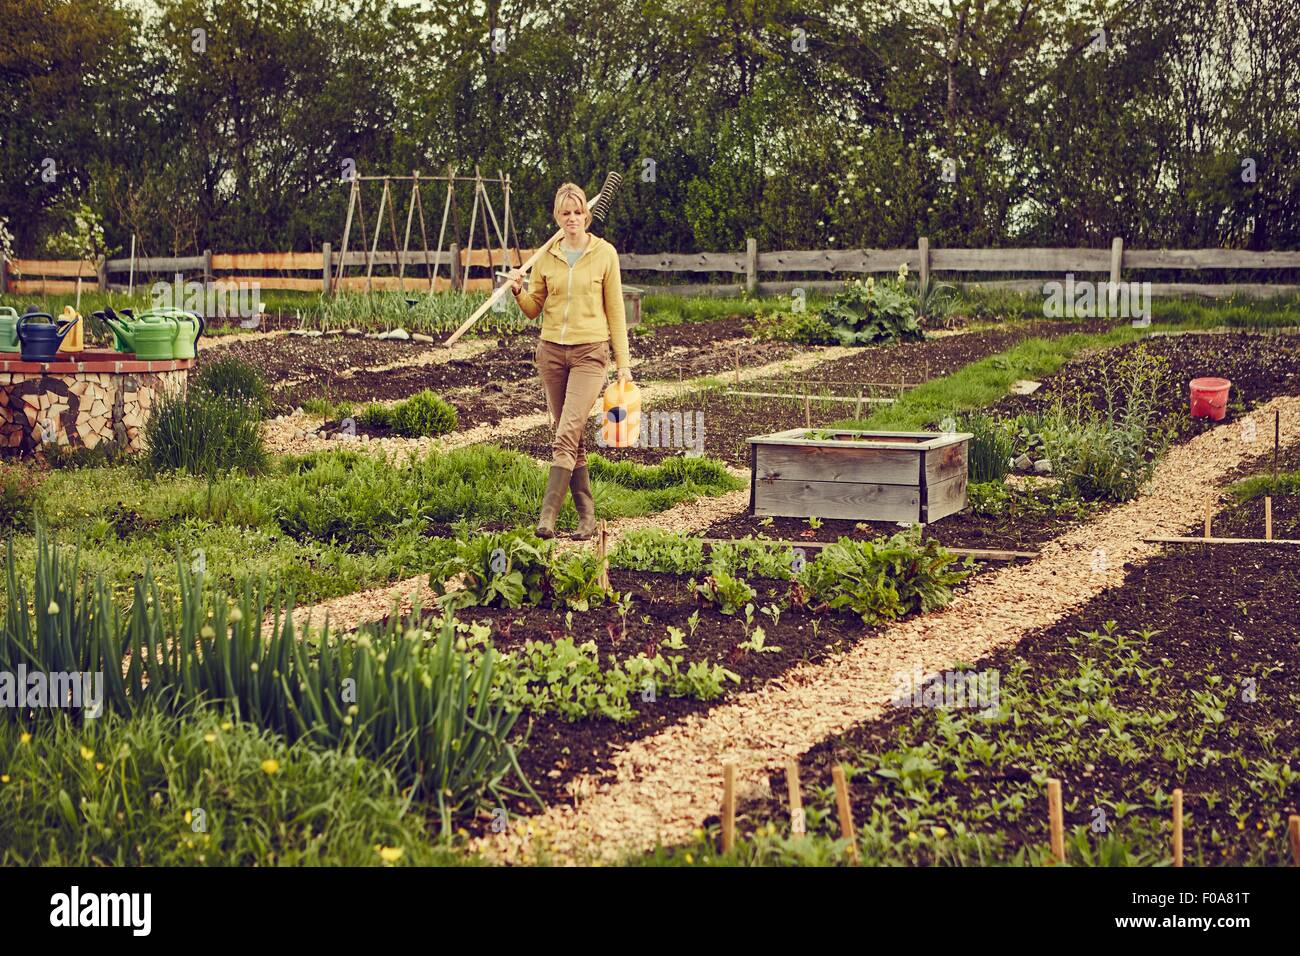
[1204,499,1213,540]
[855,388,863,420]
[1046,778,1065,863]
[831,765,859,864]
[786,759,805,835]
[1274,410,1281,482]
[1289,815,1300,865]
[1172,788,1183,867]
[596,519,610,590]
[804,395,812,429]
[733,348,740,386]
[721,762,737,854]
[1265,497,1273,541]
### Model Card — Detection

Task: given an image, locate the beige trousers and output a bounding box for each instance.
[535,338,610,471]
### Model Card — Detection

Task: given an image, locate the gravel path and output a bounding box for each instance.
[472,395,1300,864]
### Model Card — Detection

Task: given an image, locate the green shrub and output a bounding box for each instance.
[192,356,270,412]
[608,528,705,574]
[0,706,459,866]
[0,463,40,532]
[756,274,924,346]
[357,402,393,428]
[587,453,732,490]
[794,528,970,624]
[389,390,458,437]
[143,388,267,477]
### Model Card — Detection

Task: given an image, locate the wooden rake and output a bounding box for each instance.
[441,171,624,347]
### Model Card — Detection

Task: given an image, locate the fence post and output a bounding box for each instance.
[1109,236,1123,285]
[96,257,107,292]
[449,242,462,291]
[0,257,7,294]
[322,242,332,293]
[918,236,930,288]
[745,237,757,295]
[203,248,213,283]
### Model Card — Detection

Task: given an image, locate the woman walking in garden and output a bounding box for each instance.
[507,181,634,540]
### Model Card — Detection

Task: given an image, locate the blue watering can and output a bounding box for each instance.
[17,312,80,362]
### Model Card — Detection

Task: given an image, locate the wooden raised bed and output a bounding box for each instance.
[748,428,972,524]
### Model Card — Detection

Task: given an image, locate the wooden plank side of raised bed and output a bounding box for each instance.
[755,443,921,486]
[924,441,968,485]
[753,478,920,523]
[923,473,968,523]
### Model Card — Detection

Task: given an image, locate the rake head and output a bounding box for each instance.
[588,171,623,223]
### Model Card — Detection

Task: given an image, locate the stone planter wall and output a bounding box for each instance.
[0,350,192,456]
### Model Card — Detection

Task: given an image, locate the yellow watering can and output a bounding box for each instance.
[57,306,85,353]
[601,379,641,448]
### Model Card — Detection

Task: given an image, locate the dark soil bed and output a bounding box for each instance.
[987,331,1300,440]
[398,568,900,821]
[730,543,1300,864]
[702,504,1101,553]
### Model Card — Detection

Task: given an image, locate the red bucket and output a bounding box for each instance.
[1189,377,1231,420]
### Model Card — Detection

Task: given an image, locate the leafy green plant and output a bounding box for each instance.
[812,274,924,347]
[708,535,798,579]
[549,548,618,611]
[609,528,705,574]
[431,528,552,611]
[794,528,969,624]
[691,569,757,615]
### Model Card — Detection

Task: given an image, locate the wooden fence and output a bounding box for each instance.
[3,238,1299,298]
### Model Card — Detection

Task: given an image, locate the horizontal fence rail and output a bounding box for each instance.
[3,238,1299,298]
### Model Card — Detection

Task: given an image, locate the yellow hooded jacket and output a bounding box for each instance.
[514,233,631,372]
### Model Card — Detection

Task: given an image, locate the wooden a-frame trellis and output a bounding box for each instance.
[331,164,524,295]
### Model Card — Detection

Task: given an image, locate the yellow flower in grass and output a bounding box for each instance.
[203,733,217,743]
[95,762,105,771]
[1,775,9,784]
[260,759,280,775]
[375,845,404,863]
[79,746,94,761]
[220,721,233,732]
[683,852,694,865]
[19,732,30,745]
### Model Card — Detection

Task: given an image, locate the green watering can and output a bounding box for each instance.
[0,307,20,353]
[100,311,179,360]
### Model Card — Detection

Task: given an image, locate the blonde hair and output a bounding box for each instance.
[553,182,592,229]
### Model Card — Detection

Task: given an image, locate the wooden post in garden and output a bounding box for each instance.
[1046,778,1065,863]
[202,248,213,282]
[1109,237,1124,285]
[917,236,930,290]
[804,395,812,429]
[1289,815,1300,865]
[596,520,610,590]
[733,347,740,385]
[96,257,107,292]
[1265,497,1273,541]
[0,256,7,294]
[721,762,737,854]
[449,242,462,291]
[1204,499,1213,539]
[832,765,858,864]
[745,237,757,295]
[1172,788,1183,867]
[322,242,332,293]
[786,759,805,835]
